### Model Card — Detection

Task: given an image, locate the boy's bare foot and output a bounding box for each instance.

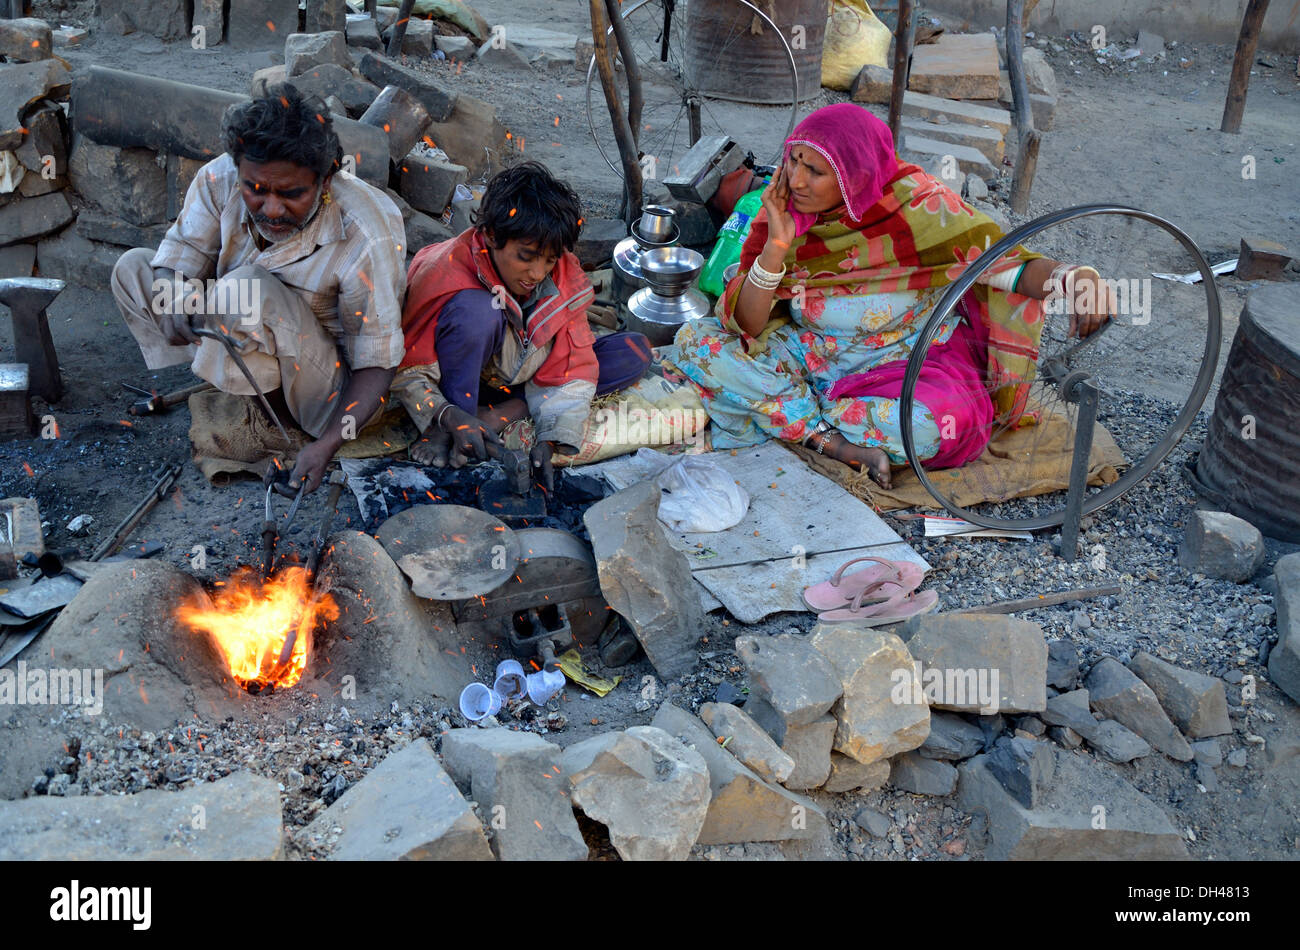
[477,397,529,433]
[411,428,451,467]
[806,429,893,489]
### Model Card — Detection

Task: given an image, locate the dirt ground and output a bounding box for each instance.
[2,2,1298,861]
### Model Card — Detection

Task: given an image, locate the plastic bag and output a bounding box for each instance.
[649,451,751,533]
[821,0,892,91]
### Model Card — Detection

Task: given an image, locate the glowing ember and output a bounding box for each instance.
[177,567,338,691]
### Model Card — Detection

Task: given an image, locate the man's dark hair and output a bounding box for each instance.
[222,84,342,181]
[473,161,583,257]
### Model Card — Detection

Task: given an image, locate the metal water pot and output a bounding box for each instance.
[625,246,711,346]
[611,206,680,309]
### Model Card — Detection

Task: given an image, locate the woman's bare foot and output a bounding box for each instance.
[806,429,893,489]
[411,427,451,467]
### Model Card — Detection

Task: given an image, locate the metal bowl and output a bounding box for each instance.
[639,245,704,296]
[637,204,676,241]
[722,261,740,285]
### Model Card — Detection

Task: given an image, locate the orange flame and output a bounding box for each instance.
[177,567,338,690]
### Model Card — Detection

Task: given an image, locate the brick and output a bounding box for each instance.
[909,32,1000,100]
[901,90,1010,135]
[1236,236,1293,281]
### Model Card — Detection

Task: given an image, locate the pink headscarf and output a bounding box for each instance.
[782,103,899,237]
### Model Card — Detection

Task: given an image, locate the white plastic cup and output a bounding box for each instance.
[459,682,503,721]
[526,668,566,706]
[493,659,528,701]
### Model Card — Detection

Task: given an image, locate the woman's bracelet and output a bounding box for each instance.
[748,258,786,291]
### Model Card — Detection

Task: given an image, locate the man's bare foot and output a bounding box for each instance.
[411,428,451,467]
[806,429,893,489]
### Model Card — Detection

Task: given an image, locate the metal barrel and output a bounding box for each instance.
[683,0,827,103]
[1189,283,1300,541]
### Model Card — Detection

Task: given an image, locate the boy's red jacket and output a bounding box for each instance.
[400,227,597,392]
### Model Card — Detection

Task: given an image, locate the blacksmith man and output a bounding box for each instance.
[110,85,406,492]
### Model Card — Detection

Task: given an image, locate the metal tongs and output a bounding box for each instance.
[261,462,308,578]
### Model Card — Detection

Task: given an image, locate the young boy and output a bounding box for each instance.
[393,161,651,487]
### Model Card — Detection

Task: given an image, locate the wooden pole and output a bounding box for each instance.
[1006,0,1038,213]
[605,0,645,220]
[1221,0,1271,133]
[385,0,417,58]
[888,0,914,146]
[590,0,644,226]
[948,585,1122,616]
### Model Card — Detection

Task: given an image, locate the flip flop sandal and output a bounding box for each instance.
[816,584,939,626]
[801,556,925,613]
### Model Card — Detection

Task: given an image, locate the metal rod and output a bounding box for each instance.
[949,584,1121,615]
[1059,378,1099,562]
[192,328,293,446]
[90,464,182,562]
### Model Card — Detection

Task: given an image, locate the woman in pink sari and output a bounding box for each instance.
[673,104,1113,488]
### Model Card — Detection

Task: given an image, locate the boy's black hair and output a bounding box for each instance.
[473,161,583,257]
[222,84,342,181]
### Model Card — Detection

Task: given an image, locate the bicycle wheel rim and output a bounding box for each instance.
[899,204,1223,531]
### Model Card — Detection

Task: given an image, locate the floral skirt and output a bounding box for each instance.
[672,317,992,466]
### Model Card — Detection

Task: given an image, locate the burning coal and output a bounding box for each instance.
[177,566,339,692]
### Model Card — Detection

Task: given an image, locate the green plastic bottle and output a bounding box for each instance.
[698,187,766,297]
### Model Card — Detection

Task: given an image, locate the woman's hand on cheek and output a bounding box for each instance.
[761,164,797,252]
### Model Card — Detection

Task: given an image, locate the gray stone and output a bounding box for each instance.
[1085,657,1193,761]
[0,772,282,860]
[285,31,354,77]
[736,633,842,728]
[192,0,224,45]
[1049,726,1082,750]
[357,52,457,123]
[985,736,1056,809]
[437,35,476,58]
[584,481,703,680]
[1226,749,1247,768]
[0,243,36,278]
[744,696,835,790]
[306,0,349,34]
[53,28,89,48]
[854,807,891,838]
[1088,719,1152,764]
[0,59,71,152]
[449,191,479,234]
[652,703,824,845]
[920,711,986,760]
[166,153,206,220]
[977,713,1006,750]
[67,136,167,226]
[423,93,506,178]
[1196,762,1218,792]
[325,94,348,116]
[959,749,1189,860]
[15,103,67,177]
[288,63,382,117]
[249,64,288,97]
[305,739,492,860]
[1020,47,1057,98]
[35,227,121,287]
[94,0,189,41]
[902,613,1048,714]
[0,18,52,62]
[824,753,891,793]
[396,18,435,57]
[440,728,586,861]
[493,24,578,66]
[964,172,988,200]
[563,726,710,861]
[1136,30,1165,55]
[476,37,532,71]
[228,0,299,48]
[575,217,627,268]
[399,151,467,215]
[1029,93,1056,132]
[698,701,795,784]
[1015,716,1046,737]
[807,624,928,764]
[1267,552,1300,704]
[849,64,893,104]
[1191,738,1222,767]
[76,210,168,250]
[1178,511,1266,583]
[345,15,382,51]
[903,135,997,179]
[890,751,958,796]
[405,210,454,255]
[901,116,1004,165]
[901,90,1011,135]
[1046,639,1079,690]
[1128,652,1231,739]
[0,191,72,246]
[1041,688,1097,737]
